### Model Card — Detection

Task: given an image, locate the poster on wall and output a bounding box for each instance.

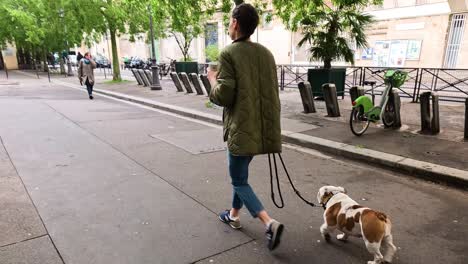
[361,48,373,60]
[388,40,408,67]
[406,40,422,60]
[373,41,391,67]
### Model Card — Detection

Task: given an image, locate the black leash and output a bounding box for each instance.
[268,153,317,208]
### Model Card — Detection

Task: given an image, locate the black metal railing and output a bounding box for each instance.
[277,64,468,103]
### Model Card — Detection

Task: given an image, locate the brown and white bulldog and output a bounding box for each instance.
[317,186,397,264]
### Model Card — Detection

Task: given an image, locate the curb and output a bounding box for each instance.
[17,71,468,189]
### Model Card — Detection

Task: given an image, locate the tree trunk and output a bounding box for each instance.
[42,47,48,72]
[109,27,121,81]
[324,58,332,69]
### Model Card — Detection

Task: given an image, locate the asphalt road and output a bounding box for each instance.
[0,72,467,264]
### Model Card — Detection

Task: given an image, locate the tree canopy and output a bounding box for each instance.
[272,0,383,68]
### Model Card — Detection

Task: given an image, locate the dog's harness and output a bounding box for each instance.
[268,153,319,208]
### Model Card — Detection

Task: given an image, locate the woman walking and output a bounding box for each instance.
[78,52,96,100]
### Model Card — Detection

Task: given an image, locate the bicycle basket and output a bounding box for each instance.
[384,70,408,88]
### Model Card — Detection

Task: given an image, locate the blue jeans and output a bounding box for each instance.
[85,78,93,96]
[228,151,264,217]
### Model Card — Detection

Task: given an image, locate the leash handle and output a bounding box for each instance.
[269,153,316,208]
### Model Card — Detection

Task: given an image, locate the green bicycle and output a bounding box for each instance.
[350,69,408,136]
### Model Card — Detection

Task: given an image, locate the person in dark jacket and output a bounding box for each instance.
[77,52,84,63]
[78,52,97,100]
[207,3,284,251]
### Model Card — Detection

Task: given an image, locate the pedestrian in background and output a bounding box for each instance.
[78,52,96,100]
[207,3,284,251]
[77,52,84,63]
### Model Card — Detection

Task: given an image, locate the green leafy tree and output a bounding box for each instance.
[205,44,220,62]
[273,0,382,69]
[0,0,85,71]
[71,0,150,81]
[151,0,220,62]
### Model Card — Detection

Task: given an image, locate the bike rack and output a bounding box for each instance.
[178,72,194,93]
[138,69,150,87]
[420,92,440,135]
[349,86,365,104]
[298,82,316,113]
[131,69,142,85]
[144,70,153,85]
[390,89,402,129]
[199,74,212,95]
[170,72,184,92]
[189,73,205,95]
[322,83,340,117]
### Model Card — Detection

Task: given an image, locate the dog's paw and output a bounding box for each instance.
[336,234,348,242]
[323,233,331,242]
[367,261,376,264]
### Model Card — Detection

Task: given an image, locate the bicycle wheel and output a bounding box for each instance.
[350,106,370,136]
[382,99,396,128]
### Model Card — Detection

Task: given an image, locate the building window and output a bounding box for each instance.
[444,14,466,68]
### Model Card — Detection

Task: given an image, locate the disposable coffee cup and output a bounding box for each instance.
[208,62,218,72]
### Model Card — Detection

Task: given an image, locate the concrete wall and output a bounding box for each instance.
[355,15,451,68]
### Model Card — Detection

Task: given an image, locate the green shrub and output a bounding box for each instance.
[205,44,219,62]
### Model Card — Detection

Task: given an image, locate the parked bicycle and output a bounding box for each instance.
[350,69,408,136]
[158,58,176,80]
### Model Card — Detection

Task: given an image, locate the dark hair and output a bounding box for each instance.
[232,3,259,38]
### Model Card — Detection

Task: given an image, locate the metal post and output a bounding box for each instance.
[170,72,185,92]
[67,58,73,76]
[149,4,162,90]
[412,68,419,102]
[103,66,107,79]
[465,98,468,140]
[189,73,204,95]
[132,69,143,85]
[298,82,316,113]
[47,67,51,83]
[349,86,365,103]
[322,83,340,117]
[420,92,439,135]
[280,65,284,91]
[199,74,211,95]
[35,60,39,79]
[431,93,440,134]
[179,72,194,93]
[390,89,402,129]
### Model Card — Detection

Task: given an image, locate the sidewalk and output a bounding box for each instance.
[21,70,468,187]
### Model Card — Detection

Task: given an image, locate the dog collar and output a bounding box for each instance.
[321,192,339,210]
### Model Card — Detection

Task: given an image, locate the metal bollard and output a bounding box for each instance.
[199,74,212,95]
[178,72,194,93]
[322,83,340,117]
[189,73,205,95]
[389,89,402,129]
[170,72,184,92]
[138,69,150,86]
[132,69,143,85]
[420,92,440,134]
[465,98,468,140]
[349,86,365,104]
[144,70,153,86]
[298,82,316,113]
